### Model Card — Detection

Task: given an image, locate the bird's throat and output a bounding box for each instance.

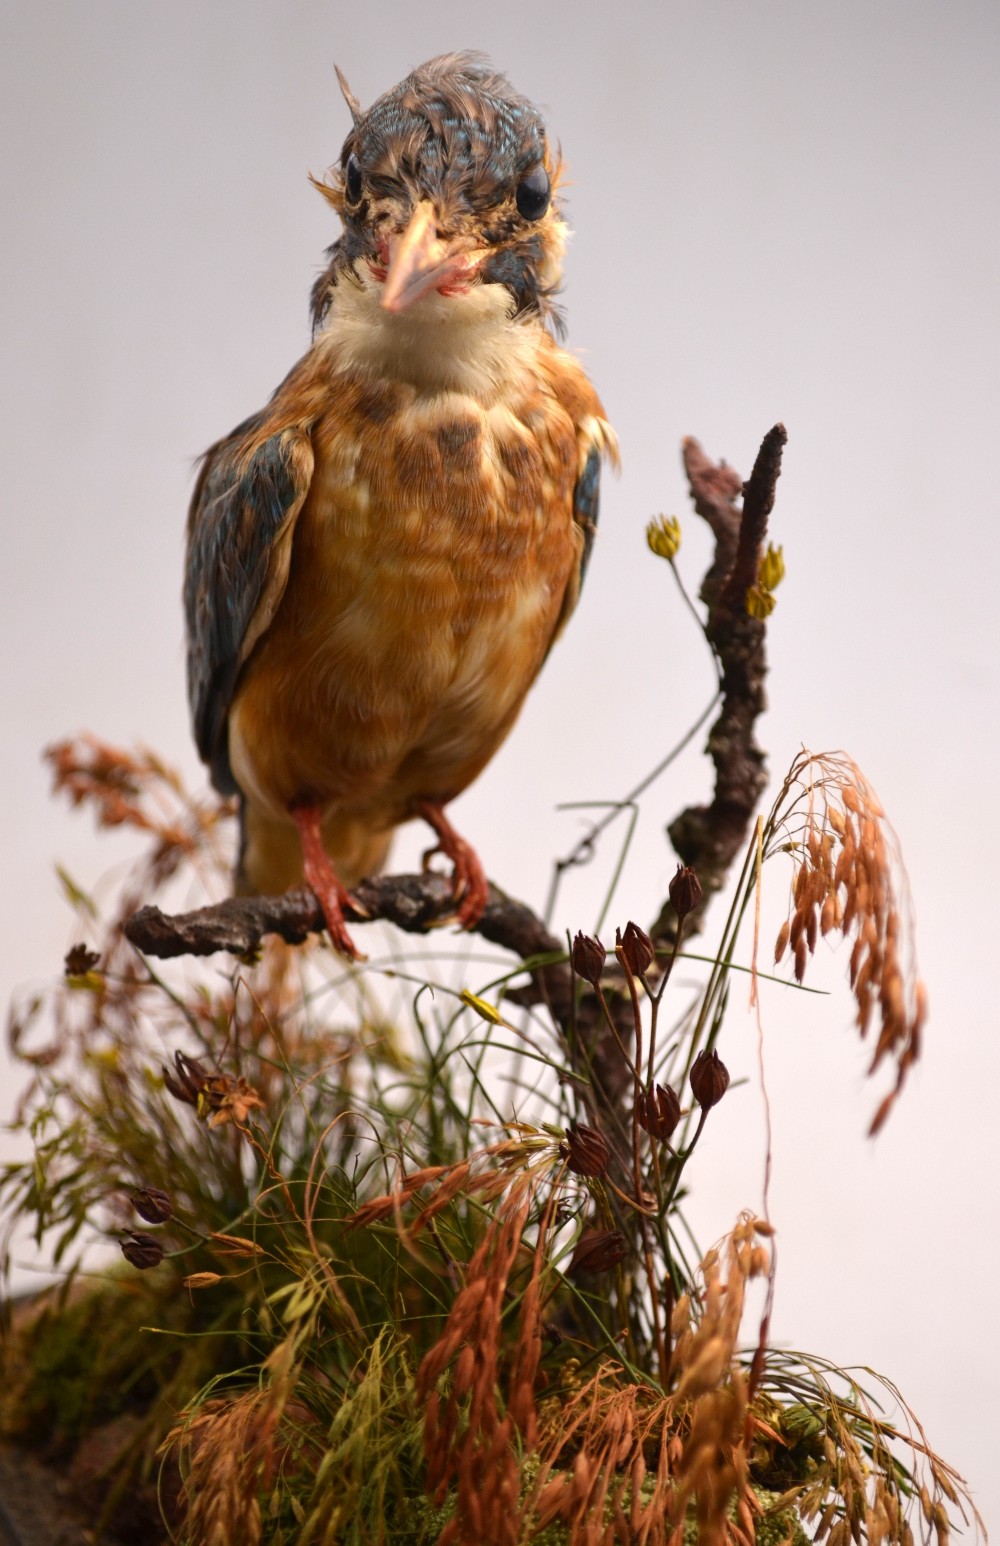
[319,272,539,398]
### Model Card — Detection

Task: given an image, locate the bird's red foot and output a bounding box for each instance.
[290,803,366,961]
[416,799,490,928]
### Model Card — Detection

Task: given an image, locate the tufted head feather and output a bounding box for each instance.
[310,54,566,337]
[334,64,362,127]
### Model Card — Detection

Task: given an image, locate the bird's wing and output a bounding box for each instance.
[545,417,617,656]
[184,415,314,793]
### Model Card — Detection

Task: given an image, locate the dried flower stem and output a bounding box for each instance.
[612,936,670,1388]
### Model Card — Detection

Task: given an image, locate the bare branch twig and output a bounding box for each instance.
[651,423,786,944]
[124,874,574,1015]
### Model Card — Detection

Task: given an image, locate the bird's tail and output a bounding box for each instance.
[235,799,393,898]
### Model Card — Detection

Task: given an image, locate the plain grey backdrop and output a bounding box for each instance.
[2,0,998,1532]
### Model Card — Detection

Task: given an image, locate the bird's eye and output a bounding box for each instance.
[345,152,363,204]
[515,164,550,221]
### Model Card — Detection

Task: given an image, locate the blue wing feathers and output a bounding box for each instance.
[185,422,309,793]
[574,443,602,588]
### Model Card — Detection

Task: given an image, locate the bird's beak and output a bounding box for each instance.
[381,200,480,313]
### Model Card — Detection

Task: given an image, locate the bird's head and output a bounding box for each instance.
[310,53,566,336]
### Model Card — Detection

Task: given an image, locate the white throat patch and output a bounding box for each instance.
[319,269,540,398]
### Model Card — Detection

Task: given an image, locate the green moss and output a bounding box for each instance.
[0,1272,243,1455]
[383,1468,809,1545]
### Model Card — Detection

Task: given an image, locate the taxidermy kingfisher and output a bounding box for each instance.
[184,53,617,959]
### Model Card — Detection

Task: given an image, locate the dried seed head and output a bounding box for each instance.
[636,1082,682,1143]
[571,931,606,986]
[771,750,928,1133]
[794,934,809,983]
[749,1245,770,1276]
[121,1232,165,1270]
[130,1184,172,1224]
[568,1228,628,1276]
[690,1048,730,1109]
[560,1123,610,1178]
[64,943,100,977]
[671,1294,691,1337]
[162,1050,209,1106]
[183,1272,222,1291]
[617,921,654,977]
[162,1051,265,1128]
[668,864,703,920]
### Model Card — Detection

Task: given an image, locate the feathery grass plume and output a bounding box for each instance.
[520,1216,774,1546]
[348,1125,568,1543]
[768,750,926,1133]
[346,1121,566,1235]
[417,1173,537,1546]
[297,1331,419,1546]
[671,1215,771,1400]
[656,1221,757,1543]
[752,1351,985,1546]
[45,734,231,901]
[165,1364,319,1546]
[521,1362,658,1542]
[667,1217,774,1546]
[162,1282,324,1544]
[167,1392,268,1546]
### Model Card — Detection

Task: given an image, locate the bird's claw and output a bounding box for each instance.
[308,882,366,960]
[320,902,366,963]
[416,801,489,930]
[291,803,367,961]
[452,852,489,929]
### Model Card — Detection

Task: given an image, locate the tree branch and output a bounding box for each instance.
[124,875,573,1017]
[651,423,785,944]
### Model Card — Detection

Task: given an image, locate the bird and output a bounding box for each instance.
[184,53,617,960]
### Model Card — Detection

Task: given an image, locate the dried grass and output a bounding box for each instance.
[417,1173,540,1546]
[519,1215,774,1546]
[770,751,926,1133]
[165,1384,292,1546]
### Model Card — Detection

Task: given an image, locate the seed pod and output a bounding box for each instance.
[668,864,703,920]
[568,1228,628,1277]
[183,1272,222,1291]
[560,1122,610,1178]
[130,1185,172,1224]
[618,921,654,977]
[120,1232,165,1270]
[162,1050,209,1106]
[689,1048,730,1110]
[571,931,606,985]
[636,1082,682,1143]
[453,1342,476,1398]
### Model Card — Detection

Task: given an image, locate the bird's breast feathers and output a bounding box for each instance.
[226,291,615,822]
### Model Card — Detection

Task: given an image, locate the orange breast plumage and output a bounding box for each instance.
[228,342,611,830]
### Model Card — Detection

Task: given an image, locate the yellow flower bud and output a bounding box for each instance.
[745,584,776,619]
[759,542,785,591]
[646,515,681,560]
